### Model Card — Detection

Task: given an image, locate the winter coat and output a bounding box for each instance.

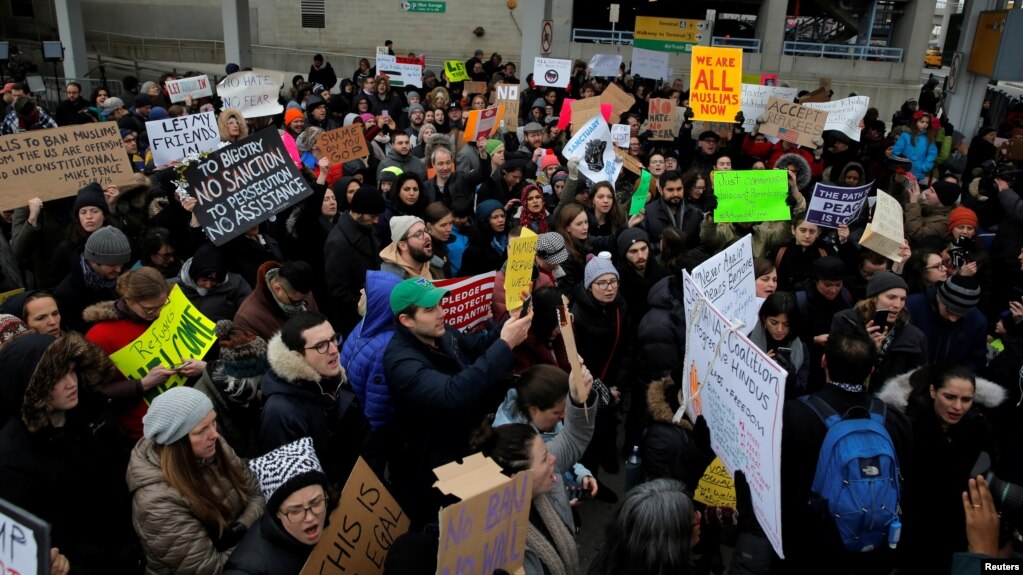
[0,334,56,429]
[892,131,938,181]
[260,333,370,484]
[460,233,508,277]
[699,219,793,260]
[639,377,711,490]
[636,275,685,383]
[771,241,831,293]
[234,260,320,340]
[11,198,73,289]
[52,251,121,334]
[425,163,489,208]
[832,307,929,385]
[308,62,338,91]
[571,286,629,386]
[169,259,252,322]
[772,151,819,190]
[748,320,810,399]
[639,198,703,253]
[903,200,951,242]
[218,109,250,143]
[324,214,381,336]
[222,233,284,289]
[126,437,265,575]
[0,224,23,292]
[379,241,435,280]
[377,147,427,181]
[906,287,987,371]
[222,511,314,575]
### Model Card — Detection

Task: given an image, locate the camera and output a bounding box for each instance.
[971,452,1023,526]
[978,159,1023,197]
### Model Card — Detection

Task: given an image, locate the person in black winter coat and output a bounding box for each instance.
[636,273,685,385]
[222,225,285,289]
[52,226,133,334]
[307,54,338,92]
[323,188,386,336]
[638,170,704,254]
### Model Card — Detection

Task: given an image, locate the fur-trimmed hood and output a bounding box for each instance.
[114,172,153,214]
[266,332,345,384]
[875,367,1007,413]
[646,376,693,429]
[218,108,250,143]
[774,153,812,191]
[81,299,123,324]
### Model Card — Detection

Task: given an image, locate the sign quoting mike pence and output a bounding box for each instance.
[182,128,313,246]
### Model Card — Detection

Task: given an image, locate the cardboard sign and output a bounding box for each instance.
[631,46,670,80]
[463,105,505,142]
[804,96,870,142]
[109,284,217,404]
[740,84,799,132]
[611,124,630,148]
[630,169,652,216]
[432,272,497,331]
[182,128,314,246]
[798,87,830,104]
[0,123,135,211]
[504,228,538,312]
[589,53,622,77]
[146,111,221,167]
[613,146,643,175]
[859,190,905,262]
[166,75,214,103]
[647,98,677,141]
[494,84,520,130]
[319,125,369,164]
[463,81,488,96]
[563,115,622,187]
[434,454,532,575]
[217,70,286,118]
[300,458,409,575]
[689,46,743,123]
[0,287,25,307]
[444,60,470,82]
[376,55,424,88]
[600,83,636,124]
[806,181,872,228]
[690,234,757,335]
[713,170,790,223]
[571,97,612,128]
[760,97,828,149]
[0,498,50,575]
[533,57,572,88]
[682,272,786,558]
[694,457,737,508]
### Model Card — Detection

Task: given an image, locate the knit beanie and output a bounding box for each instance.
[485,139,505,156]
[937,275,981,315]
[390,215,425,243]
[536,232,569,266]
[149,107,169,121]
[84,226,132,266]
[812,256,845,281]
[350,187,387,215]
[0,314,28,347]
[249,438,328,513]
[284,108,304,127]
[540,152,560,172]
[215,320,268,404]
[584,253,619,289]
[74,182,108,215]
[409,103,425,115]
[865,272,908,298]
[13,96,36,118]
[475,199,504,225]
[379,166,404,184]
[143,386,214,445]
[932,180,961,207]
[189,243,226,282]
[616,227,650,260]
[948,206,979,230]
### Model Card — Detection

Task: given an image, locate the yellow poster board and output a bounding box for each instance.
[444,60,469,82]
[694,457,737,508]
[504,227,538,313]
[689,46,743,123]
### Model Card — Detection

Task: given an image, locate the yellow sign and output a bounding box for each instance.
[694,457,737,508]
[444,60,469,82]
[689,46,743,123]
[634,16,707,52]
[504,227,538,313]
[109,285,218,404]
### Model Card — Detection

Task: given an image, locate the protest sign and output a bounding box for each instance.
[647,98,677,141]
[804,96,870,142]
[494,84,520,130]
[600,82,636,123]
[556,98,575,131]
[759,97,828,149]
[432,272,497,331]
[571,97,612,128]
[166,75,213,103]
[713,170,790,223]
[376,55,423,88]
[534,57,572,88]
[434,454,532,575]
[613,146,643,176]
[444,60,469,82]
[674,106,688,136]
[798,87,830,104]
[805,181,872,228]
[611,124,630,148]
[463,81,488,96]
[690,234,757,334]
[589,53,622,77]
[689,46,742,123]
[463,105,505,142]
[182,128,314,246]
[146,111,220,167]
[739,84,800,132]
[0,288,24,307]
[0,498,49,575]
[109,284,217,404]
[217,70,285,118]
[694,457,737,508]
[0,123,135,211]
[631,46,670,80]
[630,170,652,216]
[682,272,786,558]
[504,228,538,312]
[318,125,369,164]
[563,115,622,187]
[301,458,409,575]
[859,190,905,261]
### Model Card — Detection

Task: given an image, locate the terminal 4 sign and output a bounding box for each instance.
[634,16,710,52]
[400,0,445,12]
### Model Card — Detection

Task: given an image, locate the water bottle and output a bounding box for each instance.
[887,519,902,549]
[624,445,642,492]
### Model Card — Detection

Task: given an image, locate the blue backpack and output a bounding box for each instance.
[800,395,901,553]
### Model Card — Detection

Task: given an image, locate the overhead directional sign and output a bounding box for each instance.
[634,16,710,52]
[400,0,445,12]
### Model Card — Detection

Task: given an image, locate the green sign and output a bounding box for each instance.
[402,0,446,13]
[713,170,791,223]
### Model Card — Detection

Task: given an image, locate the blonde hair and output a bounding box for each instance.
[117,266,169,302]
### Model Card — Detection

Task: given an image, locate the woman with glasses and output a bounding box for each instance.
[127,386,264,574]
[902,249,949,294]
[683,168,716,215]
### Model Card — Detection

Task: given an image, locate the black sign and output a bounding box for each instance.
[184,128,313,246]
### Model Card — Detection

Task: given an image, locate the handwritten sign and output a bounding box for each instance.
[432,272,497,331]
[182,128,314,245]
[682,272,785,558]
[494,84,520,130]
[533,57,571,88]
[599,83,636,124]
[301,458,409,575]
[611,124,630,148]
[109,285,217,404]
[0,498,49,575]
[630,169,652,217]
[674,106,688,136]
[740,84,799,132]
[588,53,622,77]
[647,98,677,141]
[713,170,790,223]
[463,105,505,142]
[504,228,538,312]
[858,190,905,262]
[631,47,670,81]
[563,115,622,187]
[806,181,872,228]
[694,457,737,508]
[804,96,870,142]
[146,111,220,167]
[463,81,488,96]
[689,46,742,123]
[0,123,134,211]
[690,234,756,334]
[376,55,423,88]
[165,75,213,103]
[444,60,469,82]
[217,70,285,118]
[319,125,369,164]
[760,97,827,149]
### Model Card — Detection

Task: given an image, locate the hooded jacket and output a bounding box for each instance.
[234,260,320,340]
[218,109,249,143]
[169,258,252,322]
[639,377,711,489]
[892,130,938,181]
[376,146,427,181]
[903,199,951,241]
[832,307,928,385]
[636,275,685,383]
[773,152,814,192]
[906,286,987,371]
[222,511,315,575]
[324,214,381,336]
[379,241,435,280]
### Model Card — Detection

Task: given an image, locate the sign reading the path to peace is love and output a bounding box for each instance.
[806,181,873,229]
[689,46,742,123]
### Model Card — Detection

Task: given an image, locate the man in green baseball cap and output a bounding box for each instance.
[388,277,449,317]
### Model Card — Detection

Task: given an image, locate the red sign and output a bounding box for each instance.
[432,272,497,331]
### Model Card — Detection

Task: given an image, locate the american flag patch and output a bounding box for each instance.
[776,127,799,144]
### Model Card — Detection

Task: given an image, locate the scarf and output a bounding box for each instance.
[266,268,307,315]
[80,255,118,292]
[490,233,509,256]
[830,380,865,393]
[525,493,579,575]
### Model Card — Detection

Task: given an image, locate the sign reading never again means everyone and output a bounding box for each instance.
[182,128,313,246]
[0,123,135,211]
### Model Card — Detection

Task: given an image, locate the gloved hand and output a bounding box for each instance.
[755,115,765,125]
[693,415,712,455]
[567,157,580,178]
[811,135,825,149]
[734,111,745,126]
[734,470,765,537]
[684,108,695,122]
[213,521,248,551]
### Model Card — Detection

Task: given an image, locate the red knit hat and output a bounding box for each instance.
[284,108,304,126]
[948,205,978,230]
[540,150,560,172]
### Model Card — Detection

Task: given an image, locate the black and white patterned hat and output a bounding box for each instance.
[536,232,569,266]
[248,437,327,511]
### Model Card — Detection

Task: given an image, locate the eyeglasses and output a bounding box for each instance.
[925,264,944,271]
[279,496,327,523]
[403,229,427,241]
[153,250,175,261]
[305,334,339,354]
[593,279,619,290]
[136,298,169,315]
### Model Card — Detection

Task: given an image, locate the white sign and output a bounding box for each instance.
[611,123,630,148]
[534,57,572,88]
[165,75,214,104]
[682,272,786,559]
[589,54,623,77]
[631,47,670,80]
[0,499,48,575]
[562,115,622,187]
[375,54,423,88]
[740,84,800,132]
[145,111,221,166]
[217,70,286,118]
[689,235,757,335]
[804,96,870,142]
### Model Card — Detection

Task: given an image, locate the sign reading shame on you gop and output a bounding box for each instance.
[183,128,313,246]
[146,111,220,167]
[806,181,872,228]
